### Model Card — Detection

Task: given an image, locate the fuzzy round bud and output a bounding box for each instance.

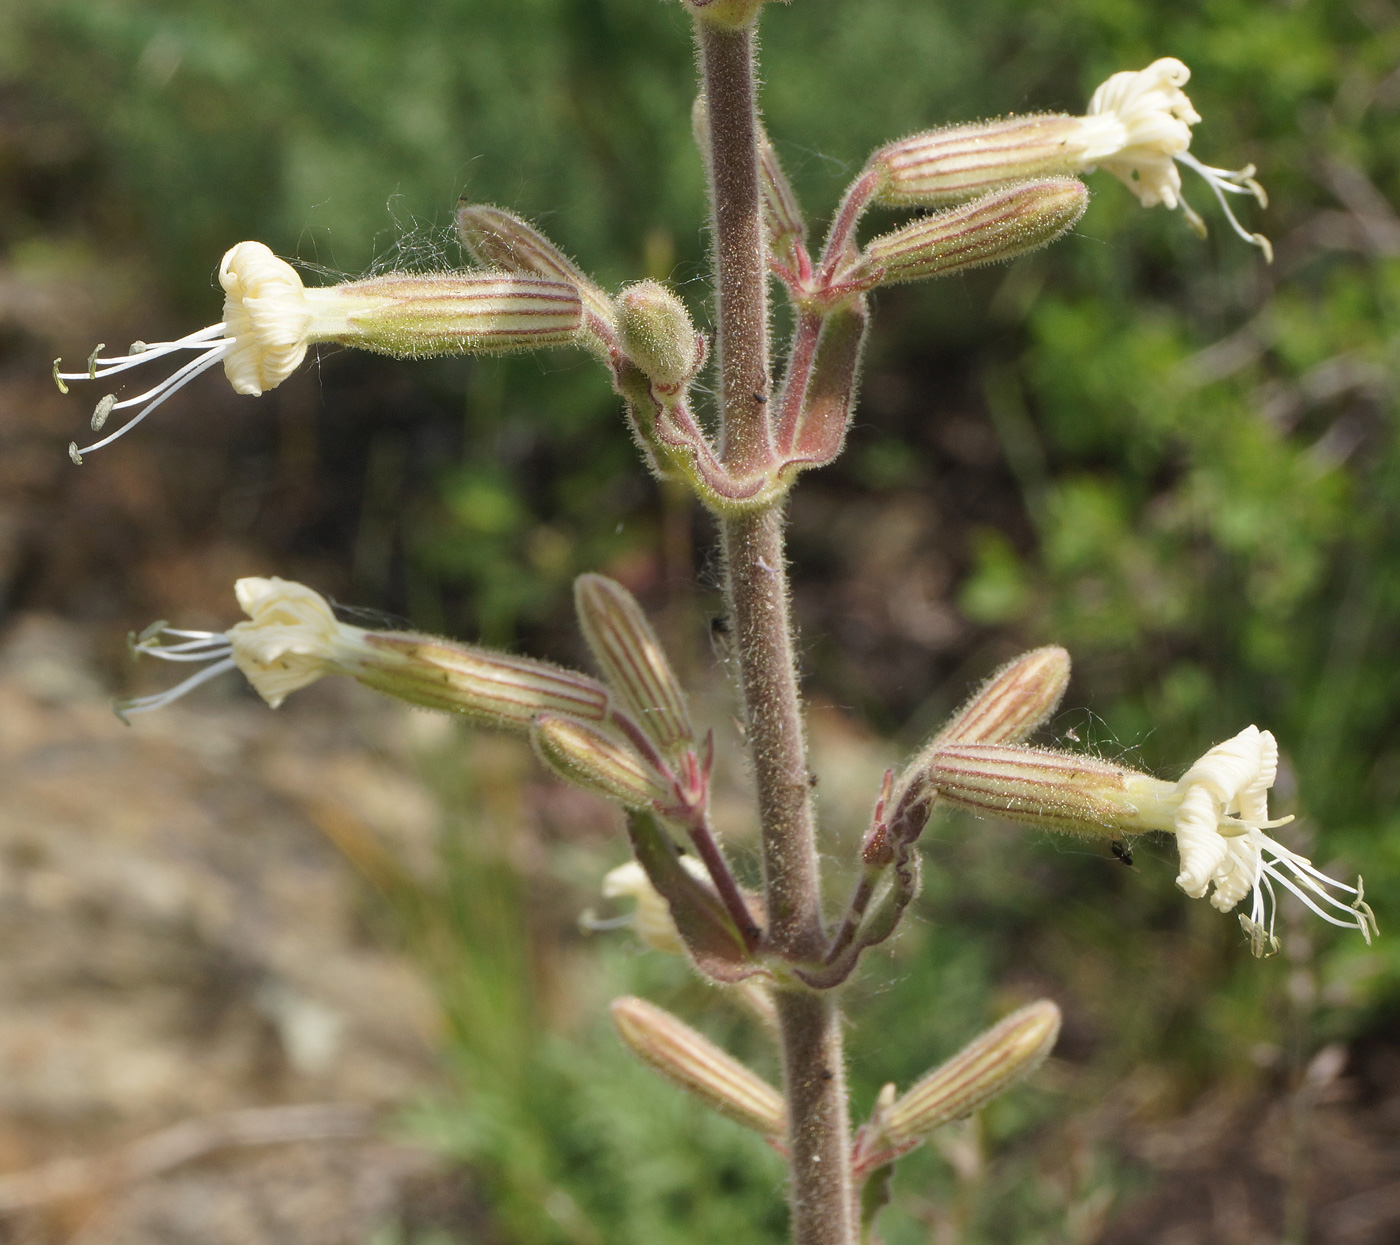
[616,281,701,388]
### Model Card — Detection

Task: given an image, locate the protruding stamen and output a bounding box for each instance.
[114,655,239,722]
[56,323,230,383]
[70,343,229,459]
[1177,152,1273,261]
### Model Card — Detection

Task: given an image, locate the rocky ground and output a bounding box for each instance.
[0,611,479,1245]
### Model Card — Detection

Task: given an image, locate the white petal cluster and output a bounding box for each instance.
[1084,57,1198,210]
[1172,725,1276,907]
[227,577,358,708]
[219,242,313,396]
[1169,725,1374,954]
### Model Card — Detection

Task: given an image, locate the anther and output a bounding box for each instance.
[91,394,117,432]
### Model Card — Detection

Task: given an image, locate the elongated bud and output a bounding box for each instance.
[884,1001,1061,1143]
[575,574,693,753]
[926,743,1172,837]
[455,202,616,339]
[531,713,673,809]
[611,997,785,1136]
[616,281,701,388]
[871,117,1098,208]
[932,647,1071,750]
[860,180,1087,286]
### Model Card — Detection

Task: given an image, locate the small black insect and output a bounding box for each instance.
[754,391,768,403]
[709,615,731,637]
[1110,840,1133,867]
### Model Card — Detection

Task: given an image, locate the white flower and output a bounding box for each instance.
[1168,726,1375,955]
[1083,58,1271,259]
[219,243,314,396]
[56,245,584,463]
[601,858,709,955]
[115,576,358,718]
[225,577,355,707]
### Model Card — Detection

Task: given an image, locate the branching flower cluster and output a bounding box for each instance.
[56,3,1363,1242]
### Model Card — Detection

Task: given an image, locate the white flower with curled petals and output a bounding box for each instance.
[218,243,314,396]
[1169,726,1375,955]
[56,244,583,463]
[1084,58,1271,258]
[926,725,1376,957]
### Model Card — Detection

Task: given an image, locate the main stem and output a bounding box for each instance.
[697,17,855,1245]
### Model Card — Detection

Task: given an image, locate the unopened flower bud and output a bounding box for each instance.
[603,857,711,955]
[884,1001,1061,1143]
[531,713,673,810]
[616,281,701,388]
[860,180,1088,286]
[575,574,693,754]
[929,646,1071,751]
[611,997,785,1136]
[455,202,616,341]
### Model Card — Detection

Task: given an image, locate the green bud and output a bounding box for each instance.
[611,997,786,1135]
[883,1001,1061,1143]
[860,179,1088,286]
[531,713,673,809]
[616,281,701,388]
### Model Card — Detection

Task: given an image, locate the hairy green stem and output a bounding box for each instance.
[697,17,855,1244]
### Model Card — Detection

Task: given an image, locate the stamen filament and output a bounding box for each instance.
[115,655,239,721]
[57,324,230,382]
[1176,151,1273,260]
[73,344,229,456]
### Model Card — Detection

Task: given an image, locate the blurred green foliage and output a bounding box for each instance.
[6,0,1400,1241]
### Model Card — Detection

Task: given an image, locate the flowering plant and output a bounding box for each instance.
[55,6,1367,1243]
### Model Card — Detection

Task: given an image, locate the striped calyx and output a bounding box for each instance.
[871,116,1102,208]
[859,180,1088,286]
[356,632,611,728]
[930,646,1071,750]
[611,997,785,1136]
[309,271,582,358]
[883,1001,1061,1143]
[574,574,694,755]
[926,743,1174,837]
